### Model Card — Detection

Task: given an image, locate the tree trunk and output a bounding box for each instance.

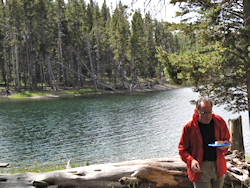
[11,39,16,90]
[15,40,20,91]
[86,31,98,90]
[244,0,250,122]
[42,57,46,90]
[121,67,125,89]
[57,11,65,89]
[24,19,32,90]
[95,24,100,79]
[228,116,245,157]
[46,55,52,88]
[30,39,36,90]
[77,45,80,88]
[47,58,58,91]
[70,41,75,88]
[2,1,9,89]
[113,60,117,87]
[8,2,16,90]
[38,54,43,90]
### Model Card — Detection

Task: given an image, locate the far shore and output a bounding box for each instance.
[0,83,181,99]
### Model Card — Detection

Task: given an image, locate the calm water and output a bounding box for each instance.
[0,87,249,169]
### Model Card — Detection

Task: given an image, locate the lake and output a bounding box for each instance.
[0,87,249,171]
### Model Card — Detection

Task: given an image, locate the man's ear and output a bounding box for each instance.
[195,109,199,116]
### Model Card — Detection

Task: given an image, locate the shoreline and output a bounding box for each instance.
[0,83,178,99]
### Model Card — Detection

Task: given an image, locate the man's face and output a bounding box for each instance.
[197,101,213,124]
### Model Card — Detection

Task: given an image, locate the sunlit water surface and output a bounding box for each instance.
[0,87,249,169]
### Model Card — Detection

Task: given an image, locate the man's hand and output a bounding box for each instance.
[191,159,201,173]
[215,140,230,150]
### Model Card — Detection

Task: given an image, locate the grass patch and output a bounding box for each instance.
[246,155,250,161]
[10,89,96,98]
[0,160,89,174]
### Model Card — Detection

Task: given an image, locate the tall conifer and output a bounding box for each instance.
[158,0,250,114]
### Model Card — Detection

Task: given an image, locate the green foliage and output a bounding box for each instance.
[158,0,250,113]
[246,155,250,161]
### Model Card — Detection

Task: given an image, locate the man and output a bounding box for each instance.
[178,97,230,188]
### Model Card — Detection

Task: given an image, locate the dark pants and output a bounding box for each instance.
[193,161,225,188]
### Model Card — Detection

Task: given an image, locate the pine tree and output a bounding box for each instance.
[130,9,146,80]
[66,0,87,88]
[158,0,250,114]
[144,12,157,79]
[154,20,176,78]
[99,0,112,82]
[55,0,66,89]
[36,0,50,90]
[44,0,59,90]
[110,1,130,88]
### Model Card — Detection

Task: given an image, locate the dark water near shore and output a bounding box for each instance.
[0,87,249,170]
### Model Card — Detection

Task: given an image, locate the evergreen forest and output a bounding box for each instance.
[0,0,181,91]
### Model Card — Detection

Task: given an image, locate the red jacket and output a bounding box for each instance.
[178,109,230,182]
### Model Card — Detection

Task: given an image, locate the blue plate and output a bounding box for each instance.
[208,143,231,147]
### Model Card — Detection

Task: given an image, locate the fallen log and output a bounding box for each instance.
[0,153,249,188]
[0,156,191,188]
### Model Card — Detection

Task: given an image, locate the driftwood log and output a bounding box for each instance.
[225,150,250,188]
[0,152,250,188]
[0,156,192,188]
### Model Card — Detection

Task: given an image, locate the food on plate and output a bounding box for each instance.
[215,141,225,145]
